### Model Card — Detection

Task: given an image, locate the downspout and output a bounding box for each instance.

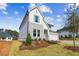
[27,14,29,35]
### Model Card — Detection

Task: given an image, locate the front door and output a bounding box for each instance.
[44,30,48,40]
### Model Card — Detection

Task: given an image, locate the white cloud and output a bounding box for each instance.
[56,15,62,22]
[65,3,79,12]
[14,11,19,16]
[64,3,74,13]
[63,15,67,18]
[7,16,13,19]
[39,5,53,14]
[0,3,8,15]
[29,3,36,10]
[67,3,79,8]
[17,18,21,20]
[68,3,74,7]
[57,19,62,22]
[0,3,8,10]
[76,3,79,7]
[57,15,61,18]
[2,11,8,15]
[64,8,67,12]
[29,3,53,14]
[45,16,54,23]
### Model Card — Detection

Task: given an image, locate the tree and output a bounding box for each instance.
[25,34,32,45]
[64,3,79,48]
[11,31,19,40]
[6,30,19,40]
[68,34,72,38]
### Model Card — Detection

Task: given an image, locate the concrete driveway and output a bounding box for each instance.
[62,40,79,45]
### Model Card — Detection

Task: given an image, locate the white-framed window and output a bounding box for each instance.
[33,29,36,37]
[34,15,39,22]
[33,29,40,37]
[37,30,40,37]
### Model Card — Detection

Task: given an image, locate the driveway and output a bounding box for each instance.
[0,41,12,56]
[62,40,79,45]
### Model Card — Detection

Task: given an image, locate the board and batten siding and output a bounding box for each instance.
[29,22,44,40]
[19,7,59,41]
[29,8,48,30]
[49,32,59,41]
[19,20,28,41]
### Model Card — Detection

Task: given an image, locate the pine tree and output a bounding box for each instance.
[25,34,32,45]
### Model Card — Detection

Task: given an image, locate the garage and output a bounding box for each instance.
[49,31,59,42]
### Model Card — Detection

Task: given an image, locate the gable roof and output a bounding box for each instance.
[19,7,50,29]
[19,10,29,29]
[30,7,50,29]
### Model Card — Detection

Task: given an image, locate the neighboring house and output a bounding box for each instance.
[19,7,59,42]
[57,30,72,38]
[57,28,78,38]
[0,29,13,41]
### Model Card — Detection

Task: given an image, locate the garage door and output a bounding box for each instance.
[49,33,59,41]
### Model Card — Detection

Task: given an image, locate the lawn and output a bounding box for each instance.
[9,40,79,56]
[61,40,79,46]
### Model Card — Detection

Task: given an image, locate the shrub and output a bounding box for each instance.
[25,34,32,45]
[68,34,72,38]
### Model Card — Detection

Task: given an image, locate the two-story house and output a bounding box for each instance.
[19,7,59,42]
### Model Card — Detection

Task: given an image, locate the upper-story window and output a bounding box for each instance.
[34,15,39,22]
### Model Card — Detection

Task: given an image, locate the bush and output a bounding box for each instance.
[68,34,72,38]
[25,34,32,45]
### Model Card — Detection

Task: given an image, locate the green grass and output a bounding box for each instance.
[60,40,79,46]
[63,42,79,46]
[9,40,79,56]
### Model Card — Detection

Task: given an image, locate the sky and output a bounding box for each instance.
[0,3,78,32]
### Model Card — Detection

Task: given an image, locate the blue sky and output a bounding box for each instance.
[0,3,77,32]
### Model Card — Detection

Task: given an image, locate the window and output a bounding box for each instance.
[37,30,40,37]
[33,29,40,37]
[33,29,36,37]
[35,16,39,22]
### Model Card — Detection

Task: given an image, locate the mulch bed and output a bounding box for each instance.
[64,46,79,52]
[0,41,12,56]
[19,40,50,50]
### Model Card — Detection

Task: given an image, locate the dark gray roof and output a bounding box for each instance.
[49,30,57,33]
[0,29,12,37]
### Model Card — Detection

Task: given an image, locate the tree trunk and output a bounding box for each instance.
[73,33,76,48]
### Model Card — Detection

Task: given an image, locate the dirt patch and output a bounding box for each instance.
[19,40,50,50]
[0,41,12,56]
[64,46,79,52]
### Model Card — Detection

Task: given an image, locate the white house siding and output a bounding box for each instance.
[19,7,59,41]
[29,8,48,30]
[19,22,27,41]
[29,22,44,40]
[49,32,59,41]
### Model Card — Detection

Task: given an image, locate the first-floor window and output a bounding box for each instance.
[33,29,36,37]
[37,30,40,37]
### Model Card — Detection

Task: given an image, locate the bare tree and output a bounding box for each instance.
[65,3,79,48]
